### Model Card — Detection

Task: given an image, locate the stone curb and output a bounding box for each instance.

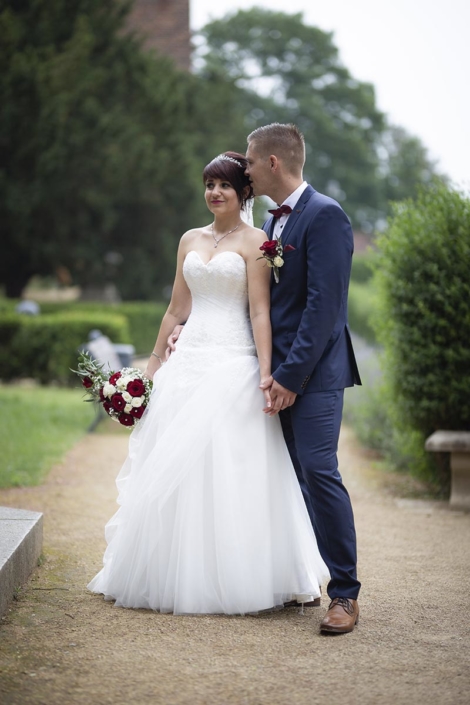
[0,506,43,618]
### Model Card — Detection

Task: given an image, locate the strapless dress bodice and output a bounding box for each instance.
[180,250,255,354]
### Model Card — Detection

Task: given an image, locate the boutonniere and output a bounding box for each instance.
[257,239,296,283]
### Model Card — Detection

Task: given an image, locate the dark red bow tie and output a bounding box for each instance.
[268,205,292,218]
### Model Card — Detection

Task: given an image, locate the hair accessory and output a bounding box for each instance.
[215,154,243,168]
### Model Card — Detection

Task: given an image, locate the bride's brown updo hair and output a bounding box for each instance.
[203,151,254,209]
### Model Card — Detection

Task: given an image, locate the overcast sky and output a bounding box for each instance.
[191,0,469,187]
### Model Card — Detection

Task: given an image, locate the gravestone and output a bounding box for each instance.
[84,335,122,372]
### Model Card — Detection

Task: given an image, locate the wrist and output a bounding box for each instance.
[151,351,165,367]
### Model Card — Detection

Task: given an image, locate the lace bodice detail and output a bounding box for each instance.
[178,250,255,354]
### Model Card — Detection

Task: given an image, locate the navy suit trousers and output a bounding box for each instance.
[280,390,361,600]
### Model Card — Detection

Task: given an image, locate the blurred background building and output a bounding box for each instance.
[126,0,191,70]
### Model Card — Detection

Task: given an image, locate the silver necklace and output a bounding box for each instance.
[211,222,242,248]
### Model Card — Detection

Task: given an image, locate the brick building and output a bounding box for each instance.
[126,0,191,71]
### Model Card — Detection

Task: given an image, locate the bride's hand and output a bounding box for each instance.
[259,376,273,413]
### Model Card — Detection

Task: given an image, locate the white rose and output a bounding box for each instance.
[116,377,128,390]
[122,392,132,403]
[273,256,284,267]
[103,383,116,398]
[131,397,143,407]
[124,403,132,413]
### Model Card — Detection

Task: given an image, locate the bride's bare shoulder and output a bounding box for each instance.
[242,225,268,252]
[179,226,209,248]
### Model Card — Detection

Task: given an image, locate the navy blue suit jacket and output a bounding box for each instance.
[263,185,361,395]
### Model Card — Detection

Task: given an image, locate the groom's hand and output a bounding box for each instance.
[166,324,185,356]
[266,379,297,416]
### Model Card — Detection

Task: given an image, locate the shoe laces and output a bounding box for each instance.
[329,597,354,615]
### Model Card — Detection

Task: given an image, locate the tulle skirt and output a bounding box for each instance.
[88,348,329,614]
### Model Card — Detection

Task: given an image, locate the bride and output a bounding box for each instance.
[88,152,328,614]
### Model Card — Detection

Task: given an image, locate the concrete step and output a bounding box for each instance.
[0,506,43,618]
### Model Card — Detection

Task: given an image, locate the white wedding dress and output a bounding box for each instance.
[88,250,329,614]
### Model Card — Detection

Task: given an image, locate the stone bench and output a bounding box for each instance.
[425,431,470,511]
[0,507,43,618]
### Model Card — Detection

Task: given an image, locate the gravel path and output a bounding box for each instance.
[0,423,469,705]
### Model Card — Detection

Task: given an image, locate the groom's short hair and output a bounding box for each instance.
[247,123,305,175]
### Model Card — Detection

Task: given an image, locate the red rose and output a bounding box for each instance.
[130,406,145,419]
[119,413,134,427]
[127,379,145,397]
[283,244,296,252]
[103,401,113,415]
[109,372,121,385]
[260,240,278,257]
[82,376,93,388]
[111,393,126,411]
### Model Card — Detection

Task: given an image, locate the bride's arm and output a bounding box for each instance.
[245,230,273,398]
[144,237,192,380]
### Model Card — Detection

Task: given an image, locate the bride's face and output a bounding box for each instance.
[205,178,240,216]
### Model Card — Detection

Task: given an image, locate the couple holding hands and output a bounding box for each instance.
[89,123,362,635]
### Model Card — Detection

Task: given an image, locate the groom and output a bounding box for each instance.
[246,123,362,634]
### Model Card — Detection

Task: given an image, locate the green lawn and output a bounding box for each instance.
[0,385,96,488]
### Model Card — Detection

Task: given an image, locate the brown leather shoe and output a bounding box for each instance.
[284,597,321,608]
[320,598,359,634]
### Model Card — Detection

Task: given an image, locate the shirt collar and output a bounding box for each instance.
[280,181,308,210]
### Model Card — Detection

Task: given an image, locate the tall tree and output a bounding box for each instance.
[196,8,384,229]
[196,8,443,230]
[0,0,197,299]
[378,125,445,207]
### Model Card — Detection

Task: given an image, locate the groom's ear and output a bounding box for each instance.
[269,155,280,172]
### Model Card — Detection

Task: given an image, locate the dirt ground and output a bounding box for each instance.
[0,423,469,705]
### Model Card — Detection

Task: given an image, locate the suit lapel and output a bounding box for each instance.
[280,185,315,247]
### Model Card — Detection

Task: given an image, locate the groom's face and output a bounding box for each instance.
[245,142,271,197]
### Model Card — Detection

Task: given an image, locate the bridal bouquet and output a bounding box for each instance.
[73,351,152,427]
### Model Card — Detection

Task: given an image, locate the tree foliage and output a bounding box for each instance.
[195,8,443,231]
[378,125,444,207]
[1,3,446,299]
[0,0,199,299]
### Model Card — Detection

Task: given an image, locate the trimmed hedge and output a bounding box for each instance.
[348,280,377,344]
[0,312,130,384]
[370,182,470,489]
[98,302,165,354]
[37,301,165,354]
[0,299,167,354]
[350,251,375,284]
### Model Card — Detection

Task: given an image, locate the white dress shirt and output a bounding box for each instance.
[272,181,308,240]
